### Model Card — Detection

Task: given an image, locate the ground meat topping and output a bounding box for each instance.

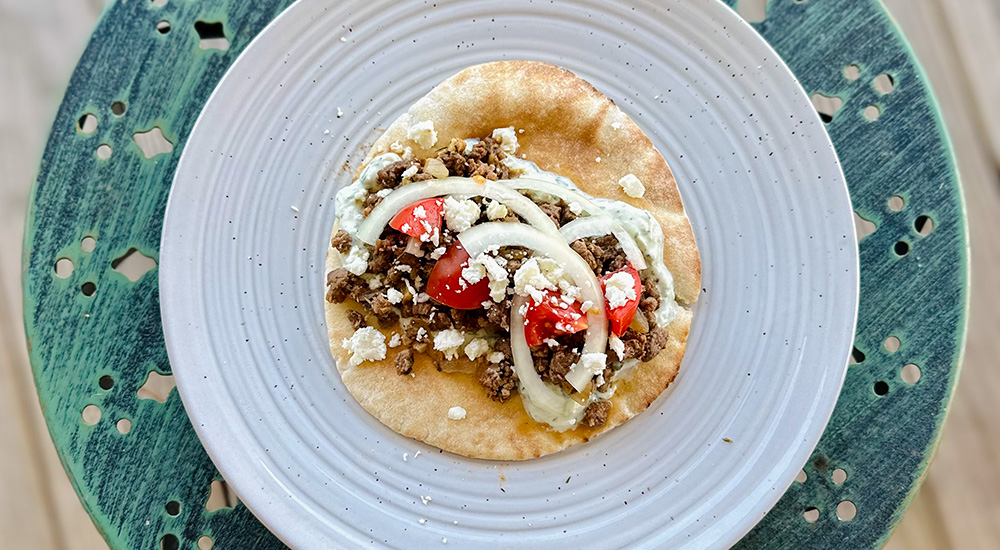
[326,268,358,303]
[596,366,614,393]
[450,308,483,331]
[539,202,562,226]
[559,203,578,225]
[395,349,414,375]
[581,400,611,428]
[641,327,669,362]
[368,233,408,274]
[545,347,579,385]
[480,361,518,402]
[331,230,352,253]
[370,294,398,327]
[570,240,599,271]
[374,160,417,191]
[619,329,647,361]
[327,132,675,410]
[347,310,366,331]
[485,298,511,331]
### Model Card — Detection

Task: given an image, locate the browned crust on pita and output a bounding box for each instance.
[327,61,700,460]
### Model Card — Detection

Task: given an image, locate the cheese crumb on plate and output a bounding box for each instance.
[618,173,645,198]
[341,327,386,366]
[407,120,438,148]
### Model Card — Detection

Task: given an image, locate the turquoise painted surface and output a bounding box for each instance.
[22,0,965,548]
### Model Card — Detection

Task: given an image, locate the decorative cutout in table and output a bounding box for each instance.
[22,0,966,548]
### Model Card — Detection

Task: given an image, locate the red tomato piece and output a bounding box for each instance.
[523,290,589,347]
[426,242,491,310]
[389,198,444,242]
[600,264,643,336]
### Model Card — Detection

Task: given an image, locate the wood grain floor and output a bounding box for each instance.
[0,1,996,548]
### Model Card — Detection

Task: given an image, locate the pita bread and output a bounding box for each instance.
[326,61,700,460]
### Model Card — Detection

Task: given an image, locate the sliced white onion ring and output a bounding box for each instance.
[559,216,647,271]
[510,295,585,431]
[505,177,647,270]
[356,178,557,245]
[458,222,607,392]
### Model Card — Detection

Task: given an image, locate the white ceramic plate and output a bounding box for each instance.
[160,0,858,547]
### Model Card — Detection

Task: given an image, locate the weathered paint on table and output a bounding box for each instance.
[18,0,967,548]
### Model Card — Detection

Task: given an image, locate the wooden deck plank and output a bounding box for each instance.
[0,2,110,549]
[0,1,996,549]
[882,0,1000,549]
[937,0,1000,166]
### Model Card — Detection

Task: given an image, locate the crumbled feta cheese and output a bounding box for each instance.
[518,302,529,316]
[464,338,490,360]
[433,329,466,359]
[595,156,602,163]
[491,126,519,154]
[416,327,428,342]
[389,140,404,154]
[430,247,447,260]
[443,197,480,232]
[573,352,607,378]
[401,165,419,180]
[420,495,432,505]
[401,146,414,160]
[461,261,485,285]
[407,120,438,148]
[604,271,637,308]
[376,188,393,198]
[385,288,403,304]
[388,333,402,348]
[367,275,383,289]
[463,253,509,302]
[513,257,572,303]
[568,202,583,215]
[396,264,412,273]
[618,173,646,198]
[418,518,425,524]
[487,351,505,364]
[341,327,386,366]
[513,258,550,302]
[447,406,467,420]
[580,300,594,312]
[340,36,347,43]
[609,334,625,361]
[611,120,623,130]
[485,200,508,220]
[544,338,560,348]
[343,246,369,276]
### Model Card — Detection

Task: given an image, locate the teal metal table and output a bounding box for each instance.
[22,0,967,548]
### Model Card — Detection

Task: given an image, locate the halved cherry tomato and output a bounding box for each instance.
[426,242,491,309]
[600,264,643,336]
[523,290,589,347]
[389,198,444,242]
